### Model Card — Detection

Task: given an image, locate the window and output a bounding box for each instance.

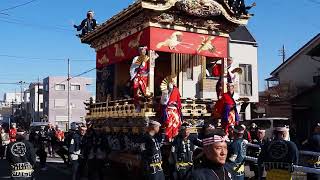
[55,84,65,91]
[54,99,67,108]
[40,103,44,109]
[45,84,49,91]
[239,64,252,96]
[55,116,68,122]
[38,89,43,94]
[45,101,48,108]
[71,84,81,91]
[71,103,76,108]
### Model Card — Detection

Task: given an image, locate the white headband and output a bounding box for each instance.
[274,127,289,132]
[203,135,229,146]
[233,128,245,134]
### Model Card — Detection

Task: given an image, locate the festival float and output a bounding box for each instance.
[79,0,253,175]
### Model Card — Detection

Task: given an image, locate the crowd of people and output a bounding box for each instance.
[1,119,320,180]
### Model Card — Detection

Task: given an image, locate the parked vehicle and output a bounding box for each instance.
[244,117,289,139]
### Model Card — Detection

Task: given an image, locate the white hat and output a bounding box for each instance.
[87,10,94,15]
[148,120,161,127]
[274,125,289,132]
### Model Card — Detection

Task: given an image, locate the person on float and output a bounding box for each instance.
[226,125,247,180]
[130,46,150,112]
[211,57,238,99]
[258,125,299,180]
[160,77,182,141]
[73,10,97,37]
[228,0,256,18]
[189,129,232,180]
[141,120,165,180]
[220,83,240,134]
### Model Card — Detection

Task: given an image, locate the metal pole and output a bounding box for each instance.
[38,77,40,122]
[67,59,70,130]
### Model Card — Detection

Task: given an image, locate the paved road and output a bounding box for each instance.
[0,158,71,180]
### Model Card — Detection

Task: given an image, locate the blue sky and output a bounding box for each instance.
[0,0,319,99]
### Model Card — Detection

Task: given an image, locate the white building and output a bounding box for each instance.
[3,92,24,107]
[229,26,259,120]
[43,77,92,130]
[29,83,44,122]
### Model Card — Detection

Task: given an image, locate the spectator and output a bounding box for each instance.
[258,125,299,179]
[189,129,232,180]
[36,126,48,171]
[0,128,10,159]
[226,125,247,180]
[249,123,258,141]
[241,124,251,142]
[55,126,65,142]
[6,130,36,180]
[69,125,87,180]
[47,123,56,157]
[248,127,266,180]
[9,123,17,143]
[305,123,320,180]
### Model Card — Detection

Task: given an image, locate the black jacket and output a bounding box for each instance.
[6,139,36,179]
[189,159,232,180]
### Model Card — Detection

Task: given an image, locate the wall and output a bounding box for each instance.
[43,77,92,127]
[278,54,320,89]
[29,84,43,122]
[182,64,202,98]
[229,41,259,103]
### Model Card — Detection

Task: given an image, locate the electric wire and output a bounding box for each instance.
[0,0,38,12]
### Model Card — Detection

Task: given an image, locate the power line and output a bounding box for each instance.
[49,67,96,90]
[0,18,74,33]
[0,82,29,85]
[0,12,9,16]
[0,0,38,12]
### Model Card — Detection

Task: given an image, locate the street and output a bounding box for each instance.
[0,158,71,180]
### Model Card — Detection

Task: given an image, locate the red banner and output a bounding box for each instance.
[96,28,150,69]
[96,27,228,69]
[150,27,228,58]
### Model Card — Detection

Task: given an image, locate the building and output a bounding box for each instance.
[43,76,92,130]
[3,92,24,107]
[0,107,12,123]
[29,83,43,122]
[265,33,320,118]
[266,33,320,142]
[229,26,259,120]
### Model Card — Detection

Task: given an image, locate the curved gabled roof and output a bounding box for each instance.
[80,0,252,44]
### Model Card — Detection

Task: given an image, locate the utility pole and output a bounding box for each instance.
[279,45,286,63]
[67,59,70,130]
[37,77,40,122]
